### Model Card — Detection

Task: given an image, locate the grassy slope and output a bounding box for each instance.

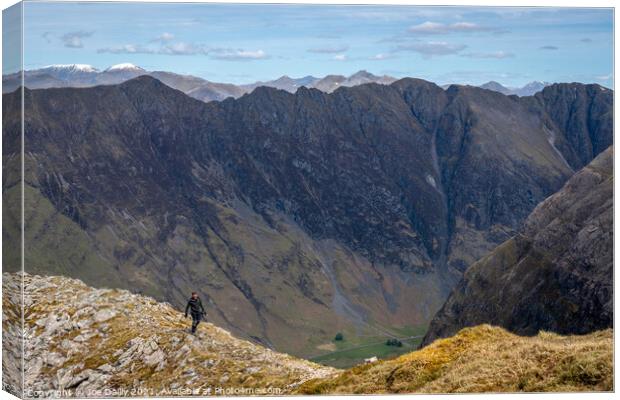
[297,324,613,394]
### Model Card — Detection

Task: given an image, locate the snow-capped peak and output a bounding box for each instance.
[105,63,145,72]
[41,64,98,73]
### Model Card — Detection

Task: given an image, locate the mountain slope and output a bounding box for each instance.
[297,325,612,394]
[2,76,612,357]
[2,272,337,397]
[421,146,613,347]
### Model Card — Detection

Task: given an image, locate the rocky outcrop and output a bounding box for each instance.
[421,146,613,347]
[2,273,336,398]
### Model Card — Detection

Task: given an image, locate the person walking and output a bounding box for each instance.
[184,291,206,334]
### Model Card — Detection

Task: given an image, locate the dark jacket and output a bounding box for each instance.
[185,297,205,317]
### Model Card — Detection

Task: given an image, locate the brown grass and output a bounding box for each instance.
[296,324,613,394]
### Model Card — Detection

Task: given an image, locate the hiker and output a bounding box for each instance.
[184,291,206,334]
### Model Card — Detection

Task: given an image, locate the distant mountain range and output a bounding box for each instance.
[478,80,551,96]
[2,64,397,102]
[4,63,553,101]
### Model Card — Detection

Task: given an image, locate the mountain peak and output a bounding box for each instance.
[349,70,374,79]
[106,63,145,72]
[481,80,504,87]
[41,64,98,73]
[480,81,511,93]
[479,80,552,96]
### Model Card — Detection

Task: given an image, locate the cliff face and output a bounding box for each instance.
[2,273,336,398]
[422,146,613,347]
[2,76,612,355]
[532,84,613,169]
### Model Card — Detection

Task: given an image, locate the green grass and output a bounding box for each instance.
[309,325,427,369]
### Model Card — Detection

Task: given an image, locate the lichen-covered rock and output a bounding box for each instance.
[2,273,337,397]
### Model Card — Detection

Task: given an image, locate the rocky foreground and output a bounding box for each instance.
[2,273,337,398]
[2,272,613,397]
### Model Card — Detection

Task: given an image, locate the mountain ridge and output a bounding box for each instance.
[4,65,580,102]
[2,66,398,102]
[2,74,613,357]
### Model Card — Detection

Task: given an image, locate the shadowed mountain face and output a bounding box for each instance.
[2,76,612,356]
[421,146,613,347]
[531,84,613,170]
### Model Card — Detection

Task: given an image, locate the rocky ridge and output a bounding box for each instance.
[2,273,336,397]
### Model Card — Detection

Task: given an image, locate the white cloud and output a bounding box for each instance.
[595,73,612,81]
[211,49,268,61]
[152,32,175,43]
[461,50,515,59]
[369,53,394,61]
[393,41,467,57]
[408,21,490,35]
[307,44,349,54]
[160,42,208,55]
[61,31,94,48]
[98,41,268,61]
[333,54,348,61]
[98,44,155,54]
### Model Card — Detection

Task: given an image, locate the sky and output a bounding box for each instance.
[3,2,614,87]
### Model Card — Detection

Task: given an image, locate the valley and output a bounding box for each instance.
[2,74,613,359]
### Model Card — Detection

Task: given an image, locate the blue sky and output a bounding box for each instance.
[5,2,614,87]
